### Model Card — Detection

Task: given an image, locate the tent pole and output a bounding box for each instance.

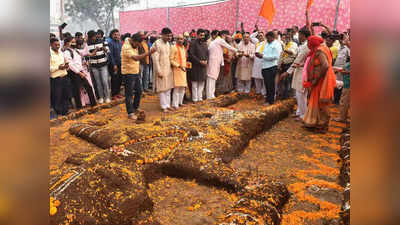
[333,0,341,31]
[167,7,170,27]
[235,0,239,31]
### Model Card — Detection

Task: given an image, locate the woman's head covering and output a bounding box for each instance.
[307,35,324,55]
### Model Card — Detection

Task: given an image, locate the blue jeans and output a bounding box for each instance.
[92,65,110,100]
[124,74,142,115]
[141,64,150,90]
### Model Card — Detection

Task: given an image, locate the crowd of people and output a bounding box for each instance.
[50,10,350,133]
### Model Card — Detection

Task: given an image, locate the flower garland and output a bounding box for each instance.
[109,129,189,165]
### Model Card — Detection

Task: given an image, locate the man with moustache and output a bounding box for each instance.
[189,29,209,103]
[151,28,175,112]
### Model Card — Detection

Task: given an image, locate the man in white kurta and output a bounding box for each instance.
[281,28,310,119]
[235,33,255,93]
[151,28,174,112]
[252,32,267,96]
[206,30,238,99]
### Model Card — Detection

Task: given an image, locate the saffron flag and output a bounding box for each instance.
[306,0,314,10]
[259,0,275,24]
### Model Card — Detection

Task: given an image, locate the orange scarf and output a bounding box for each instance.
[176,44,184,66]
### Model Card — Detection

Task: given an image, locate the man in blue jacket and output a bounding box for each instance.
[108,29,123,99]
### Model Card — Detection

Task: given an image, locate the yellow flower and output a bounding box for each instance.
[50,206,57,216]
[193,203,201,210]
[53,200,61,207]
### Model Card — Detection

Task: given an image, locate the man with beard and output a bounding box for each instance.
[231,32,242,91]
[234,32,255,94]
[189,29,208,103]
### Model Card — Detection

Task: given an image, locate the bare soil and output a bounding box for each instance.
[50,92,346,225]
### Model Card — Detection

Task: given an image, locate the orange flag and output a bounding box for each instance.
[259,0,275,25]
[306,0,314,10]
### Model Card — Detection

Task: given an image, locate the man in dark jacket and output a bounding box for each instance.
[189,29,209,102]
[108,29,123,99]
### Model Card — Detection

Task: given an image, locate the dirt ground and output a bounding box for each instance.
[50,92,347,225]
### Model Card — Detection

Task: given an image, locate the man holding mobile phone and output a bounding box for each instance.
[50,38,70,116]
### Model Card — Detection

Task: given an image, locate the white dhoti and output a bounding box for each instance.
[206,76,216,99]
[236,80,252,93]
[159,89,171,109]
[172,87,185,108]
[296,89,307,119]
[254,78,266,95]
[191,81,205,102]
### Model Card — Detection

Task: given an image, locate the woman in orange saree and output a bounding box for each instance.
[303,36,336,132]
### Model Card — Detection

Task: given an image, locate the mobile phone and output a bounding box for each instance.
[60,23,68,29]
[311,22,320,27]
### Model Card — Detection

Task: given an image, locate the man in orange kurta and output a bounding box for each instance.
[170,34,188,109]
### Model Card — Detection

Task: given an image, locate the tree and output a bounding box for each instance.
[65,0,139,34]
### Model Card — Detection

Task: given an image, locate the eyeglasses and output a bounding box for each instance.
[176,38,184,40]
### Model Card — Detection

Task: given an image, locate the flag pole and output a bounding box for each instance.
[333,0,341,31]
[235,0,239,31]
[167,7,170,27]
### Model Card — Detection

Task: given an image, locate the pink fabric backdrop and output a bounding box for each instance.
[240,0,350,32]
[119,8,167,34]
[169,0,236,34]
[120,0,350,34]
